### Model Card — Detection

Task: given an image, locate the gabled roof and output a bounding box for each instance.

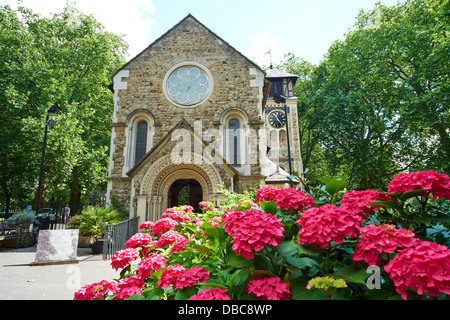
[112,14,265,79]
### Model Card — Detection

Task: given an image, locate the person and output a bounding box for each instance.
[64,204,70,223]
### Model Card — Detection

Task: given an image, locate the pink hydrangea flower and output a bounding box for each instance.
[224,209,284,259]
[199,201,213,211]
[275,188,315,212]
[206,216,222,227]
[256,185,281,202]
[384,241,450,300]
[246,276,290,300]
[152,218,178,235]
[297,204,363,249]
[156,265,209,290]
[339,190,394,216]
[125,232,156,250]
[387,170,450,200]
[188,287,232,300]
[156,264,186,288]
[174,266,210,290]
[139,221,154,230]
[137,254,167,280]
[156,230,189,253]
[111,248,140,270]
[352,224,420,266]
[114,276,144,300]
[74,280,117,300]
[161,209,191,222]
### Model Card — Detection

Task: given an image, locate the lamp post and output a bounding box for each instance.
[35,104,60,213]
[273,94,293,187]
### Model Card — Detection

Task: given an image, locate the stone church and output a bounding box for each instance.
[106,14,303,222]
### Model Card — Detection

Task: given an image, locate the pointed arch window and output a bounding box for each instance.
[229,119,241,167]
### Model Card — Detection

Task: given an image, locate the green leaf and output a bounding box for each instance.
[319,177,348,196]
[231,269,251,286]
[144,287,165,300]
[125,294,145,300]
[203,226,227,245]
[277,238,321,257]
[175,286,196,300]
[369,200,403,212]
[259,201,278,214]
[290,277,326,300]
[254,253,275,274]
[388,189,427,202]
[218,269,232,285]
[227,251,254,268]
[286,256,319,269]
[333,265,368,285]
[192,245,214,255]
[230,269,251,298]
[282,222,300,239]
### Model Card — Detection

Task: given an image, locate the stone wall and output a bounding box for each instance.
[107,16,268,215]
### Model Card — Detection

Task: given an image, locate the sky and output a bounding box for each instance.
[3,0,402,66]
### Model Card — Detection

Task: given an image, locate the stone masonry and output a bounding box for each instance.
[107,14,303,222]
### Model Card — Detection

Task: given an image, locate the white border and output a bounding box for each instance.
[162,62,214,108]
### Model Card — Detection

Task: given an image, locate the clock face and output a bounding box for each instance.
[166,66,210,106]
[269,111,286,128]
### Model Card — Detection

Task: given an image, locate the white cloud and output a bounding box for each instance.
[239,32,284,68]
[4,0,156,59]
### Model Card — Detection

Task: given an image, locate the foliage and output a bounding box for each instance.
[109,194,130,220]
[0,4,127,213]
[74,170,449,301]
[276,0,449,190]
[76,206,122,239]
[65,214,82,230]
[2,211,37,230]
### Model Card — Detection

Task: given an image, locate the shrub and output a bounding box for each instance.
[2,211,36,230]
[77,206,122,239]
[74,170,450,300]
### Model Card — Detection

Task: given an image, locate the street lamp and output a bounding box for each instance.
[273,94,293,187]
[35,104,60,213]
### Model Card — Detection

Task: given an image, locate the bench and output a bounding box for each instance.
[0,223,20,249]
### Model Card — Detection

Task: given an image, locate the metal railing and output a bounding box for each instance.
[102,217,139,260]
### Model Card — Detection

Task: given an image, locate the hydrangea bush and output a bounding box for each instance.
[75,170,450,300]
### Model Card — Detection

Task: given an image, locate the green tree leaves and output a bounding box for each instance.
[277,0,448,190]
[0,4,127,211]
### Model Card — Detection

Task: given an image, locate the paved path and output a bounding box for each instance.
[0,246,119,300]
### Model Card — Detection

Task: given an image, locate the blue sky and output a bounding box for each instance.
[4,0,402,66]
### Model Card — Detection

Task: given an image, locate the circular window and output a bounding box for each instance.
[163,63,213,108]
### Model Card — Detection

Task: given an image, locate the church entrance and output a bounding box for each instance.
[168,179,203,212]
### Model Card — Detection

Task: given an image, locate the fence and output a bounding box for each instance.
[102,217,139,260]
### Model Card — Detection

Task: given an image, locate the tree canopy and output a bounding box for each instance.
[0,4,128,215]
[277,0,449,190]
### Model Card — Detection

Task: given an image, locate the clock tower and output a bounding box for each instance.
[264,68,303,181]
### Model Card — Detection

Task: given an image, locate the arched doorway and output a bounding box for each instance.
[168,179,203,212]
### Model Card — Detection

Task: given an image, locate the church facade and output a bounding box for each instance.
[106,15,303,222]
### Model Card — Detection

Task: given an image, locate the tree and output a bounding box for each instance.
[0,4,128,214]
[281,0,449,190]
